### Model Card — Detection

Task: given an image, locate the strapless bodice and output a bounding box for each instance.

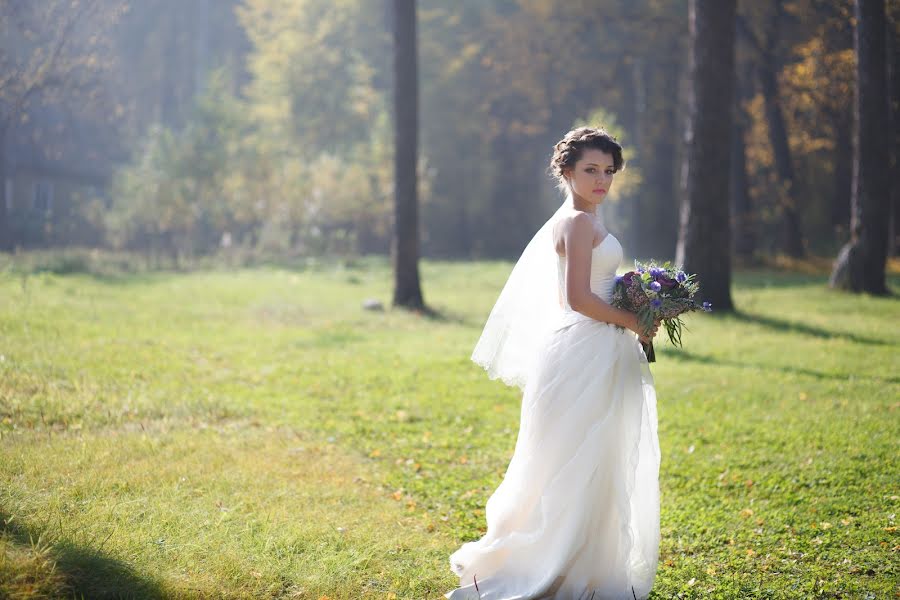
[555,233,623,327]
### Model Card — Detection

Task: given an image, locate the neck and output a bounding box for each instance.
[567,189,600,215]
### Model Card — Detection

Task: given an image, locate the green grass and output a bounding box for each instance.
[1,255,898,599]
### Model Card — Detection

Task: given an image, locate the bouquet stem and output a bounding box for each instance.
[641,340,656,363]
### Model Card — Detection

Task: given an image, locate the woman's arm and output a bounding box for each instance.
[561,213,644,334]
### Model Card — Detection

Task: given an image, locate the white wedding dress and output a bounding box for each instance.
[446,233,661,600]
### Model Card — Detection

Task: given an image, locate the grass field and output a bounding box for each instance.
[1,253,898,599]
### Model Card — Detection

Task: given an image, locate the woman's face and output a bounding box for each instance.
[565,148,616,205]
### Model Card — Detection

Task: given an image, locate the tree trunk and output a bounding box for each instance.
[829,0,891,294]
[731,47,756,262]
[831,117,853,237]
[889,9,899,257]
[0,125,8,252]
[391,0,425,309]
[759,55,805,258]
[676,0,736,311]
[730,101,756,260]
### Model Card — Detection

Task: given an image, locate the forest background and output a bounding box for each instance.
[3,0,897,267]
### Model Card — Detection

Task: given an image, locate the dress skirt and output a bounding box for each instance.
[446,317,661,600]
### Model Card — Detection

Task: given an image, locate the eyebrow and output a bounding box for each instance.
[586,163,614,168]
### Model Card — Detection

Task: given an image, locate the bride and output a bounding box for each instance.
[445,127,661,600]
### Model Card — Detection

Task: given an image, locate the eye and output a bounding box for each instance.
[585,167,596,174]
[605,169,614,175]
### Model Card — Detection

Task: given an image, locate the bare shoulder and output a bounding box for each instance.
[553,211,594,256]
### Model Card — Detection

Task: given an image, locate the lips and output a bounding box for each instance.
[593,189,606,193]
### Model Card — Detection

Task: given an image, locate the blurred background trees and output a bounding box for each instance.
[1,0,896,288]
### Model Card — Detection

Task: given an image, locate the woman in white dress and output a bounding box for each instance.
[445,127,661,600]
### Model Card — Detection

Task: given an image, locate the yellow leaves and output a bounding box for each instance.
[740,508,754,518]
[391,489,403,501]
[458,455,468,464]
[368,448,381,458]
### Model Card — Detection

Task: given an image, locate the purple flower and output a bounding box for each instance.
[658,275,678,289]
[615,274,624,284]
[651,298,662,309]
[702,301,712,312]
[622,271,637,286]
[676,271,687,283]
[649,281,661,292]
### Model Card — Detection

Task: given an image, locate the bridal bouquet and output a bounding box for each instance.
[611,260,712,362]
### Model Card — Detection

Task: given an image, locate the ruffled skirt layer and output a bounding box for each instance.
[446,317,660,600]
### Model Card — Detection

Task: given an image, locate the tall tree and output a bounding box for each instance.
[737,0,805,258]
[676,0,737,311]
[731,31,757,262]
[888,2,899,257]
[391,0,425,309]
[731,96,756,260]
[829,0,891,294]
[0,0,121,251]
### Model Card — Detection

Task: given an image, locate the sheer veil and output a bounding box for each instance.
[470,189,576,391]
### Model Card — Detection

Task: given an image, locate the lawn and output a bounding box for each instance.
[1,254,898,599]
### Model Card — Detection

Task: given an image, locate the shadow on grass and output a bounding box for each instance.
[393,302,477,327]
[0,509,167,599]
[668,349,900,384]
[733,271,829,289]
[731,268,900,291]
[732,309,893,347]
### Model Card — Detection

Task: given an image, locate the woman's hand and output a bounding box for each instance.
[636,318,661,346]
